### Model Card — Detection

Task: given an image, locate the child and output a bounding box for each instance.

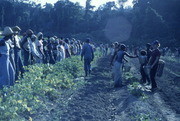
[138,50,150,85]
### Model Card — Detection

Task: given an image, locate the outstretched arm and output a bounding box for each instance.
[125,52,137,58]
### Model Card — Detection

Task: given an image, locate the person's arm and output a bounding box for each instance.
[81,45,85,61]
[110,51,117,66]
[91,46,94,61]
[151,56,160,68]
[123,57,128,62]
[0,39,5,46]
[125,52,137,58]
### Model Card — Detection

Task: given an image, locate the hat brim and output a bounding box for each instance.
[1,32,14,36]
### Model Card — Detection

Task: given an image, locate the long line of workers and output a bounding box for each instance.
[0,26,96,89]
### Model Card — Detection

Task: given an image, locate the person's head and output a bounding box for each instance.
[114,42,119,47]
[50,37,55,43]
[86,38,91,43]
[146,43,151,49]
[111,44,114,48]
[152,40,160,49]
[65,38,70,44]
[31,34,37,42]
[26,29,33,37]
[140,50,147,56]
[37,32,43,40]
[120,44,126,51]
[59,40,64,45]
[12,26,21,35]
[1,26,14,39]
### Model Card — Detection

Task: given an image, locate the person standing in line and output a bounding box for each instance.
[21,29,33,66]
[29,35,42,64]
[12,26,24,80]
[81,38,94,77]
[56,40,65,62]
[47,37,55,64]
[111,44,137,88]
[36,32,44,63]
[0,27,15,88]
[64,38,71,58]
[43,37,49,64]
[148,40,161,92]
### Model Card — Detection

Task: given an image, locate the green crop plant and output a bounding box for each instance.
[0,56,85,120]
[128,82,143,97]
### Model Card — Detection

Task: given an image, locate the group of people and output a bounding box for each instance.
[0,26,95,89]
[0,25,165,93]
[109,40,162,92]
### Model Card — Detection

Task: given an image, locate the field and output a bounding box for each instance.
[0,50,179,121]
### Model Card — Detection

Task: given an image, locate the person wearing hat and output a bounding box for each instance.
[148,40,161,92]
[111,44,137,88]
[21,29,33,66]
[0,27,15,88]
[12,26,24,80]
[29,34,42,64]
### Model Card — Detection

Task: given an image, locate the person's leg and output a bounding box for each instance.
[87,58,92,75]
[0,55,9,88]
[14,49,18,80]
[150,65,158,89]
[113,61,122,87]
[23,51,29,66]
[84,59,88,76]
[9,60,15,86]
[9,50,16,70]
[141,65,146,83]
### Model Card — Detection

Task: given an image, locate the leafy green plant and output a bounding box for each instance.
[0,56,85,120]
[128,82,143,97]
[124,72,139,84]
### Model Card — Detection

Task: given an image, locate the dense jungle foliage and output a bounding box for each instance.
[0,0,179,46]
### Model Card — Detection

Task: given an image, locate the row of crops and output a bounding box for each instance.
[0,56,84,120]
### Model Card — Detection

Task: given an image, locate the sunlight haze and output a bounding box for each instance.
[35,0,133,7]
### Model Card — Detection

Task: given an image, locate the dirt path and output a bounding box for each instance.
[129,58,180,121]
[58,57,129,121]
[43,56,180,121]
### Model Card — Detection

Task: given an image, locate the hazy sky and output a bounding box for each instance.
[34,0,133,7]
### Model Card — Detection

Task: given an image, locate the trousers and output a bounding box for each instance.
[113,61,122,87]
[0,55,15,89]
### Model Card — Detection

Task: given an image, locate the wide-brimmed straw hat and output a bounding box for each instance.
[12,26,21,33]
[0,27,14,36]
[37,32,43,38]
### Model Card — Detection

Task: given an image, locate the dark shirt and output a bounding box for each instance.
[147,49,152,61]
[115,50,125,63]
[149,49,161,65]
[81,43,94,59]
